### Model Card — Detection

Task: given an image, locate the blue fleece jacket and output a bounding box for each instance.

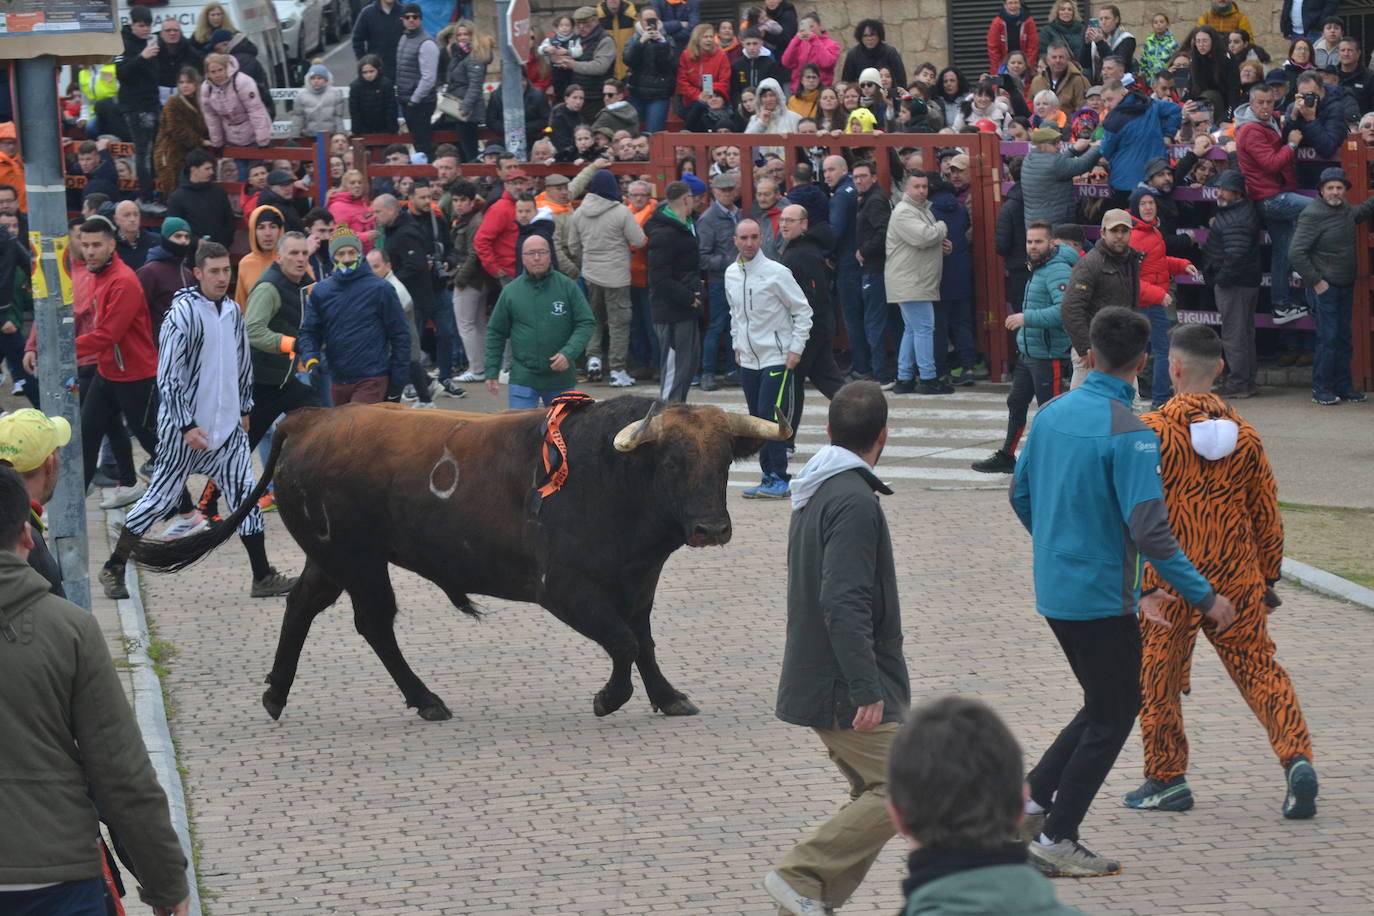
[828,175,858,263]
[1100,92,1181,192]
[1011,371,1215,620]
[297,259,411,389]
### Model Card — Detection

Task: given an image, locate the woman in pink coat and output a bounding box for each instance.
[780,12,840,90]
[200,53,273,149]
[326,169,377,252]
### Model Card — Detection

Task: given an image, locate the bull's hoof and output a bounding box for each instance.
[417,700,453,721]
[593,683,634,717]
[652,695,700,717]
[262,689,286,721]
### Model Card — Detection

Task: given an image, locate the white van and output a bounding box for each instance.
[116,0,290,90]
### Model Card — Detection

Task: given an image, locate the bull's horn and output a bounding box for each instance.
[613,413,664,452]
[725,412,792,441]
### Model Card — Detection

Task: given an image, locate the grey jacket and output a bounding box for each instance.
[290,85,346,137]
[1289,193,1374,288]
[777,461,909,729]
[1021,146,1102,229]
[568,193,646,288]
[697,199,739,283]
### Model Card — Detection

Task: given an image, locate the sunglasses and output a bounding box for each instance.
[402,13,420,18]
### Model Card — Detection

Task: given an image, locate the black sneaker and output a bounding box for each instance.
[721,370,741,387]
[1283,756,1318,819]
[971,450,1016,474]
[948,372,975,387]
[700,374,718,391]
[1122,775,1195,811]
[915,378,954,395]
[438,378,467,398]
[1337,390,1367,403]
[99,564,129,600]
[251,567,298,598]
[891,378,916,394]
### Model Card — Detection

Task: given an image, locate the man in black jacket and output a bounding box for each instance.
[1204,170,1262,398]
[166,151,236,249]
[155,19,204,91]
[351,0,405,82]
[646,181,702,402]
[852,160,892,383]
[375,194,464,397]
[731,28,786,96]
[256,170,307,233]
[114,6,163,208]
[779,204,844,438]
[623,8,677,134]
[764,380,908,915]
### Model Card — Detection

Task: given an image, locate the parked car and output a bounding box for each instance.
[273,0,325,63]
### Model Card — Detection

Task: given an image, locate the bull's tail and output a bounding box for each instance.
[131,425,287,573]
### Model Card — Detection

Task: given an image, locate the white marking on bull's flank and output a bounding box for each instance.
[429,447,460,500]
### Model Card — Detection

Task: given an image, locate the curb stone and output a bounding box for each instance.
[1281,556,1374,611]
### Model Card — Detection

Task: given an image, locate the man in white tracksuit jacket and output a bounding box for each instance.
[726,218,812,498]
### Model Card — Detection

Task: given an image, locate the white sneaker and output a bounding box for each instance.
[159,512,209,541]
[609,369,636,387]
[99,482,147,510]
[1271,306,1306,326]
[455,370,482,383]
[586,356,603,382]
[412,401,438,409]
[763,871,827,914]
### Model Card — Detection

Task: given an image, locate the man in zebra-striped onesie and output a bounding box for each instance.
[98,242,297,600]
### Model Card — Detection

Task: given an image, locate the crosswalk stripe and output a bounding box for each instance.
[729,466,1004,484]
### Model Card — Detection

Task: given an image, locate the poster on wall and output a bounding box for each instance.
[0,0,120,57]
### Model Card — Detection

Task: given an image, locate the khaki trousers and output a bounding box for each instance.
[586,282,632,371]
[775,723,899,909]
[1069,348,1089,389]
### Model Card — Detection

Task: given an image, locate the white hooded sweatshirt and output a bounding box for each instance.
[724,250,812,370]
[789,444,873,509]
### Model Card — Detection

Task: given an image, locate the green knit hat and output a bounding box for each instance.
[161,216,191,238]
[328,226,362,258]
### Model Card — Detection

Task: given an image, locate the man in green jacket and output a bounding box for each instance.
[484,234,596,409]
[1288,166,1374,405]
[889,696,1083,916]
[764,380,910,916]
[0,466,190,915]
[973,221,1080,474]
[243,231,320,443]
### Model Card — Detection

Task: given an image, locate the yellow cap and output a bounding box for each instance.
[0,409,72,472]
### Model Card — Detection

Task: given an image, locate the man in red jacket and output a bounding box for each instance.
[473,170,531,285]
[75,217,188,517]
[1235,83,1310,325]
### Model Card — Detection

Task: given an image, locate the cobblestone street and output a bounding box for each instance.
[105,387,1374,915]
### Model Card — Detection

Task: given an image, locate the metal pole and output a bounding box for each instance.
[17,56,89,609]
[495,0,527,161]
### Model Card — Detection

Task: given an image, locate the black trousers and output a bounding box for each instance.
[401,98,437,158]
[790,330,846,447]
[1028,614,1142,842]
[1002,355,1071,453]
[247,378,320,447]
[81,374,159,487]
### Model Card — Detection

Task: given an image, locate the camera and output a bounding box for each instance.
[1302,91,1319,106]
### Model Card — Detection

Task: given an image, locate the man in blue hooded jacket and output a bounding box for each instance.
[1100,81,1180,208]
[1011,305,1235,879]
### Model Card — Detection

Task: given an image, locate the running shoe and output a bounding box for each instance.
[1122,775,1194,811]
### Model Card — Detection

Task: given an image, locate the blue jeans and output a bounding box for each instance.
[897,301,936,381]
[740,364,793,479]
[934,298,976,375]
[630,95,670,133]
[416,288,457,381]
[508,383,570,409]
[0,878,104,915]
[1144,304,1172,407]
[859,271,890,381]
[629,285,660,368]
[701,281,736,374]
[836,259,867,375]
[1311,283,1354,395]
[1259,192,1311,311]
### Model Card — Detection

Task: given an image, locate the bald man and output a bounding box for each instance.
[113,198,160,269]
[779,203,845,440]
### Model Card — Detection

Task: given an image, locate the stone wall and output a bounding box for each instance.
[507,1,1287,82]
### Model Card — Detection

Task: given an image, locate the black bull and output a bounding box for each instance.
[133,397,790,722]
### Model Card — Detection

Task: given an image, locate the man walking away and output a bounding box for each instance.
[1060,209,1142,388]
[0,466,191,916]
[395,4,439,158]
[100,242,297,600]
[888,696,1083,916]
[645,181,703,403]
[763,381,908,915]
[1125,323,1317,820]
[1287,166,1373,406]
[568,169,647,388]
[484,235,596,409]
[727,219,812,499]
[779,204,845,435]
[1011,306,1235,878]
[1202,169,1263,399]
[973,221,1079,473]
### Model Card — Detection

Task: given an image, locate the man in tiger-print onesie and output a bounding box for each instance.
[1126,324,1317,819]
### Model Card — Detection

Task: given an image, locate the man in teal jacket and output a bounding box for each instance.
[1010,306,1236,879]
[484,234,596,409]
[974,220,1079,474]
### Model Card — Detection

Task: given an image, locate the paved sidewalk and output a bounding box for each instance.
[126,469,1374,914]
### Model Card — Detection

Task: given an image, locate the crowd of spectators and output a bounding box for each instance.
[4,0,1373,439]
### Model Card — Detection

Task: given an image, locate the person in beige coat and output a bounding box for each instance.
[567,169,646,387]
[884,171,952,394]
